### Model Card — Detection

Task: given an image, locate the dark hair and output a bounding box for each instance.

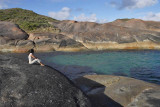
[29,49,34,53]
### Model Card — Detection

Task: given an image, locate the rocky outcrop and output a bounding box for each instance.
[53,20,160,50]
[0,21,86,53]
[0,21,33,52]
[0,54,91,107]
[110,19,160,32]
[0,21,28,40]
[1,18,160,52]
[74,75,160,107]
[28,33,86,52]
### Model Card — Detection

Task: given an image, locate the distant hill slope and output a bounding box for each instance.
[53,20,160,43]
[110,19,160,32]
[0,8,59,32]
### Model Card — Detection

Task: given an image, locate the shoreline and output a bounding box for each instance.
[1,40,160,53]
[36,50,160,85]
[4,50,160,85]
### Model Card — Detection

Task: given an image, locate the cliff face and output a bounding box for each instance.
[0,54,91,107]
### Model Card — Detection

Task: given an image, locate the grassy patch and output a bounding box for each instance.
[0,8,59,32]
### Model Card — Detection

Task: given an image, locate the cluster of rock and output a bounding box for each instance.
[0,21,85,53]
[74,75,160,107]
[1,18,160,52]
[0,54,91,107]
[53,19,160,50]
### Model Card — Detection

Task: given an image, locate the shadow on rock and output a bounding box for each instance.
[73,77,123,107]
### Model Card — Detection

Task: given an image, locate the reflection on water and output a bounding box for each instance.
[41,50,160,85]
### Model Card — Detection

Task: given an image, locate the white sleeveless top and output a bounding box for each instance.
[28,53,33,64]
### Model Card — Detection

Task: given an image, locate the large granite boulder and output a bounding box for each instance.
[28,33,86,52]
[0,21,28,40]
[0,21,33,53]
[0,54,91,107]
[0,39,35,53]
[74,75,160,107]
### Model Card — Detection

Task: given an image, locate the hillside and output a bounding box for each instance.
[53,20,160,43]
[52,20,160,50]
[110,19,160,32]
[0,8,59,33]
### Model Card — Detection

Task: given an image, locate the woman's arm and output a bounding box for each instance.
[31,54,37,59]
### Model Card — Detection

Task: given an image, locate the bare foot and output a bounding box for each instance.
[40,64,45,66]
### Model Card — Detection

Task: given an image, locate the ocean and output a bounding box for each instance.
[40,50,160,85]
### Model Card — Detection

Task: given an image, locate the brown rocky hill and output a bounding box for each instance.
[53,20,160,43]
[53,20,160,50]
[0,21,85,53]
[110,19,160,32]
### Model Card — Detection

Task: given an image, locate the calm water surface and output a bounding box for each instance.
[41,50,160,85]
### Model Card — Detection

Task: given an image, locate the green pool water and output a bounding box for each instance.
[43,50,160,84]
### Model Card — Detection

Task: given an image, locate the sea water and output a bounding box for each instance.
[41,50,160,85]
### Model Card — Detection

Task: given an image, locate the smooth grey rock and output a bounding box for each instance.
[74,75,160,107]
[0,21,28,40]
[0,54,91,107]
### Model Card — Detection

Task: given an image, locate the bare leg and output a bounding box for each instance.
[37,59,45,66]
[30,59,45,66]
[40,62,45,66]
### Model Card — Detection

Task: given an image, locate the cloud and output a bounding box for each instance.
[73,13,107,23]
[0,0,9,9]
[98,19,108,23]
[110,0,158,10]
[142,12,160,21]
[74,13,97,22]
[48,7,71,20]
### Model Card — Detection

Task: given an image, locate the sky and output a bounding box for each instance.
[0,0,160,23]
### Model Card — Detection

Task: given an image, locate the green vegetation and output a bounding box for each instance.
[0,8,58,32]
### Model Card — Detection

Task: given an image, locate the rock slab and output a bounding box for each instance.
[0,54,91,107]
[74,75,160,107]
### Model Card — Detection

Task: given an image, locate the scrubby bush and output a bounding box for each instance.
[0,8,58,32]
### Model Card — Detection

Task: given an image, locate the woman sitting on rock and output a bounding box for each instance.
[28,49,45,66]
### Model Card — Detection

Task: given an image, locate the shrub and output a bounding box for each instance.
[0,8,58,32]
